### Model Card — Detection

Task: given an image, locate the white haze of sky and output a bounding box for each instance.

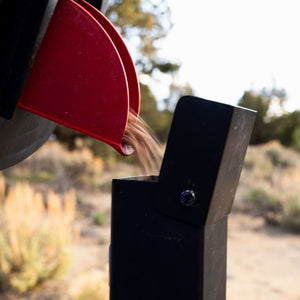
[156,0,300,111]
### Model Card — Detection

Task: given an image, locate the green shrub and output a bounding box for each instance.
[266,148,293,168]
[243,156,255,170]
[246,187,282,214]
[245,187,300,232]
[92,211,110,226]
[281,198,300,233]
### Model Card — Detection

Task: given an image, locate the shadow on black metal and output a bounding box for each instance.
[110,96,256,300]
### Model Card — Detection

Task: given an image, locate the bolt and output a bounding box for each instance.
[179,190,198,207]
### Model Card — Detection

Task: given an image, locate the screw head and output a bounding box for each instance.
[179,190,198,207]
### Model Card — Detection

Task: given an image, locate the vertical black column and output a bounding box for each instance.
[0,0,56,119]
[110,96,256,300]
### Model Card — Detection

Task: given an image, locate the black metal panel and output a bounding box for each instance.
[84,0,109,13]
[203,216,227,299]
[85,0,103,9]
[110,97,256,300]
[110,177,227,300]
[0,0,56,119]
[157,96,256,226]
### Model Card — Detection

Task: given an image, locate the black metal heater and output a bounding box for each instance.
[110,96,256,300]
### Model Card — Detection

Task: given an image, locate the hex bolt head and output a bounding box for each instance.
[179,190,198,207]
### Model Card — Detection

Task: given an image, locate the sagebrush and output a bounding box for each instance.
[0,174,77,293]
[238,141,300,231]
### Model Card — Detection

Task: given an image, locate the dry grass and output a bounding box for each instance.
[3,141,105,191]
[0,174,77,293]
[74,278,109,300]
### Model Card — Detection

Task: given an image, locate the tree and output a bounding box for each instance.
[272,110,300,150]
[238,90,271,144]
[164,80,194,111]
[238,88,287,144]
[106,0,180,75]
[139,83,173,142]
[238,88,300,152]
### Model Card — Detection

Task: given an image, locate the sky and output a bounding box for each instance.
[156,0,300,111]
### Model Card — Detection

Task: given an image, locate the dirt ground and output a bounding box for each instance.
[4,192,300,300]
[70,192,300,300]
[227,213,300,300]
[66,193,300,300]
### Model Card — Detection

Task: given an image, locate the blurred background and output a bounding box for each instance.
[0,0,300,299]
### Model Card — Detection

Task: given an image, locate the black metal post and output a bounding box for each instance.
[110,96,256,300]
[0,0,58,119]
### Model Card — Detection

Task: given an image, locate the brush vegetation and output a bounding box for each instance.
[238,141,300,232]
[0,175,76,293]
[74,278,109,300]
[2,141,105,192]
[1,139,300,298]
